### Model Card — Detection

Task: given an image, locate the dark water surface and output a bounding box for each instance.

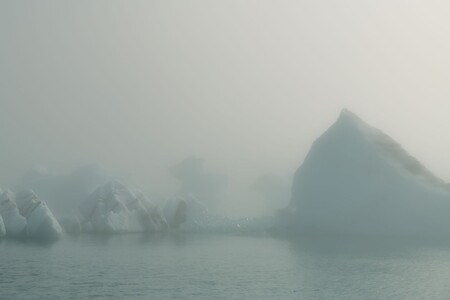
[1,234,450,299]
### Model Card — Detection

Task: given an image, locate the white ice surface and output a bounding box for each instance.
[15,190,63,239]
[0,191,27,237]
[0,190,62,239]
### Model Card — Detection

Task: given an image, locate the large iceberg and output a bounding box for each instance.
[79,181,168,234]
[0,190,62,239]
[290,109,450,237]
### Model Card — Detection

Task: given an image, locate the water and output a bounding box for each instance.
[2,234,450,299]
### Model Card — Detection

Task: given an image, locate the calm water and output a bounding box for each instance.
[2,234,450,299]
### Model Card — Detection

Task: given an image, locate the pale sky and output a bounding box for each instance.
[1,1,450,214]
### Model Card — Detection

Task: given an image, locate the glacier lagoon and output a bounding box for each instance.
[3,110,450,299]
[2,234,450,299]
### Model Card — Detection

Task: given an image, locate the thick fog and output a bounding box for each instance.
[2,0,450,217]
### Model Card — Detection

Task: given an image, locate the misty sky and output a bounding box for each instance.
[1,1,450,211]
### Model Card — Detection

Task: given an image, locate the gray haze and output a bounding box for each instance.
[2,1,450,216]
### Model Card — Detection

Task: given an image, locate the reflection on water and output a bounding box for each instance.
[2,234,450,299]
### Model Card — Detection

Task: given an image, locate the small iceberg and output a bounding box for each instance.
[0,190,62,239]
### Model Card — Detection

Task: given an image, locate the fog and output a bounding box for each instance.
[2,0,450,218]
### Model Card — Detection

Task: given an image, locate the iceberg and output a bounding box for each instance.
[0,190,62,239]
[15,190,63,239]
[0,190,27,237]
[79,181,168,234]
[290,109,450,237]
